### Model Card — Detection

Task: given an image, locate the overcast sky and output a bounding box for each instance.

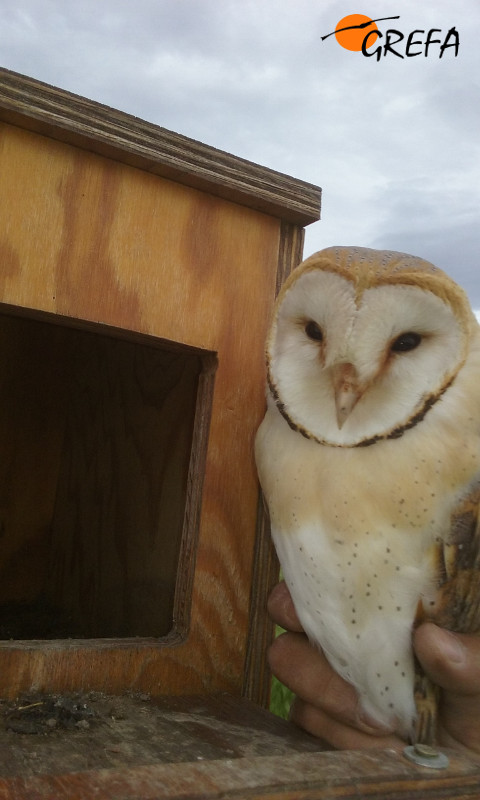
[1,0,479,305]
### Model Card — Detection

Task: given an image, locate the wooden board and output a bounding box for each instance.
[0,68,321,227]
[0,694,478,799]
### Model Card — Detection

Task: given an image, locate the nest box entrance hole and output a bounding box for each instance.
[0,309,214,642]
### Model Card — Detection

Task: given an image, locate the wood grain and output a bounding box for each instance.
[0,68,321,227]
[0,116,297,699]
[0,316,69,610]
[48,329,206,639]
[243,220,306,707]
[0,694,478,799]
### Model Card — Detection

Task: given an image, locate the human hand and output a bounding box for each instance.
[267,581,480,755]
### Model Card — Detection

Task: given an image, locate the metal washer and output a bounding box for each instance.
[404,744,449,770]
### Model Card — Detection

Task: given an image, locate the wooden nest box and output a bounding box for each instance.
[0,70,478,798]
[0,69,321,697]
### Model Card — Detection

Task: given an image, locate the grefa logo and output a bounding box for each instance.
[322,14,459,60]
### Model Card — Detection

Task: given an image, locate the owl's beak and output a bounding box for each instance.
[331,363,362,429]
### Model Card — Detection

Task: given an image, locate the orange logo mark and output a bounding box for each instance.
[334,14,379,51]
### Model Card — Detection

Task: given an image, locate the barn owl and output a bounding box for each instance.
[255,246,480,743]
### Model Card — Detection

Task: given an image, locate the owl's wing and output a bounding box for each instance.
[433,475,480,634]
[414,474,480,744]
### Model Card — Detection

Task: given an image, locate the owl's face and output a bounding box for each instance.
[267,247,475,447]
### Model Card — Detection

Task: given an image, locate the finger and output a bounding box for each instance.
[414,623,480,754]
[268,631,393,735]
[414,623,480,695]
[290,697,404,751]
[267,580,304,632]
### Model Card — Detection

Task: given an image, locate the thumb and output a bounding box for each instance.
[414,622,480,754]
[413,623,480,695]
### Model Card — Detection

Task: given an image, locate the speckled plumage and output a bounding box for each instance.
[255,246,480,742]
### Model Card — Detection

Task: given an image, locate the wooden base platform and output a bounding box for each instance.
[0,693,479,799]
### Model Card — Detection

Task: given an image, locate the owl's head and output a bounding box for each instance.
[267,246,477,447]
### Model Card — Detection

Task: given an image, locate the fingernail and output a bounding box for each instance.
[438,629,466,665]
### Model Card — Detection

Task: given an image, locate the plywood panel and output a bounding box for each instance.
[243,220,306,705]
[0,121,282,698]
[48,331,205,639]
[0,68,322,227]
[0,317,69,609]
[0,122,279,348]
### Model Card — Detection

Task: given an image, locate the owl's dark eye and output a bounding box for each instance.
[305,320,323,342]
[391,332,422,353]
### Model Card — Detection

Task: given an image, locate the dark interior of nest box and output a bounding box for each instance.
[0,310,213,642]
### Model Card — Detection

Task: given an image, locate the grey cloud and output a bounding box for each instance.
[0,0,477,304]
